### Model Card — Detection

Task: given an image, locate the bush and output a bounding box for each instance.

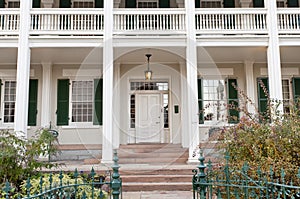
[0,129,59,189]
[220,88,300,183]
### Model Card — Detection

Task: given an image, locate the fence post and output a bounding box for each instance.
[197,149,207,199]
[111,149,121,199]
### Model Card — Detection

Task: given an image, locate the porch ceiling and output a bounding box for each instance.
[198,47,268,64]
[31,47,103,65]
[280,47,300,63]
[0,48,18,65]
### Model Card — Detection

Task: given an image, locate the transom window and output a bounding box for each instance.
[3,81,16,123]
[130,81,168,91]
[201,0,222,8]
[71,81,93,122]
[203,80,227,122]
[72,0,94,8]
[137,0,158,8]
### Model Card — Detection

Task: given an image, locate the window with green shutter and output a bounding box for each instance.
[93,79,103,125]
[253,0,264,7]
[0,0,5,8]
[257,77,270,122]
[195,0,200,8]
[95,0,103,8]
[198,78,204,124]
[57,79,69,126]
[227,78,239,123]
[159,0,169,8]
[28,79,38,126]
[32,0,40,8]
[288,0,299,7]
[60,0,71,8]
[223,0,235,8]
[126,0,136,8]
[292,77,300,102]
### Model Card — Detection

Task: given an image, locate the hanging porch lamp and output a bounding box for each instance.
[145,54,153,80]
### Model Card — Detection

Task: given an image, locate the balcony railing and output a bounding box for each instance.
[113,9,186,35]
[278,8,300,34]
[30,9,104,35]
[0,9,20,35]
[1,8,300,38]
[195,8,268,35]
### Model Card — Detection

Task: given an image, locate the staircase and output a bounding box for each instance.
[117,143,194,191]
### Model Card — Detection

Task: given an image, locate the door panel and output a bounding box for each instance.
[136,94,162,143]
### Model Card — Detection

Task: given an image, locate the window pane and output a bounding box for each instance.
[71,81,93,122]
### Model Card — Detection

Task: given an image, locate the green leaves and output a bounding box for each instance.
[0,129,59,191]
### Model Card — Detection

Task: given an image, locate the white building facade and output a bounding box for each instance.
[0,0,300,162]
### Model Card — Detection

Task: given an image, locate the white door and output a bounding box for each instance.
[136,93,163,143]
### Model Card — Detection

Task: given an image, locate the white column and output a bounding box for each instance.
[266,1,283,113]
[244,61,256,115]
[113,63,120,149]
[14,0,31,136]
[101,0,114,164]
[185,0,199,162]
[180,62,189,148]
[41,63,52,127]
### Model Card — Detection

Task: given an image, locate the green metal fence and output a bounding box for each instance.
[2,150,122,199]
[193,152,300,199]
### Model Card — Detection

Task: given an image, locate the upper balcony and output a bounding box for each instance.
[0,8,300,39]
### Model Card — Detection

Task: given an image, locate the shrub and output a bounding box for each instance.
[0,129,59,189]
[220,86,300,183]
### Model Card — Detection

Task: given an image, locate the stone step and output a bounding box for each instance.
[122,182,192,192]
[119,143,182,149]
[118,151,188,158]
[121,174,191,183]
[119,168,195,176]
[118,148,187,153]
[118,157,188,164]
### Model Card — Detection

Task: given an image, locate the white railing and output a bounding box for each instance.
[113,9,186,35]
[195,8,268,35]
[30,9,104,35]
[277,8,300,34]
[0,9,20,35]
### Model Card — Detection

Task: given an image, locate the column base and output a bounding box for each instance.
[101,159,114,165]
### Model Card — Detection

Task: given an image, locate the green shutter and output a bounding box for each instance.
[95,0,103,8]
[253,0,264,8]
[159,0,170,8]
[28,80,38,126]
[57,79,69,126]
[93,79,103,125]
[227,79,239,124]
[292,77,300,102]
[32,0,40,8]
[223,0,235,8]
[288,0,299,7]
[198,78,204,124]
[195,0,200,8]
[257,77,269,121]
[125,0,136,8]
[0,0,5,8]
[60,0,71,8]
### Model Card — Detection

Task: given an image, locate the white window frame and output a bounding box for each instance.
[69,78,94,127]
[201,78,228,126]
[137,0,159,8]
[200,0,223,8]
[72,0,94,8]
[0,80,16,128]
